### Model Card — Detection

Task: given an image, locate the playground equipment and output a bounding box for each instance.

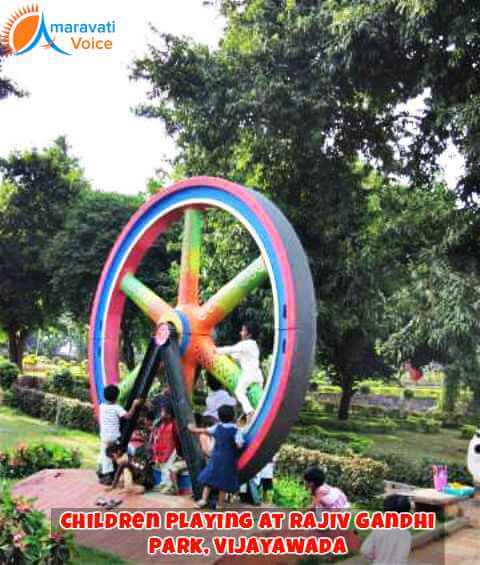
[88,177,316,495]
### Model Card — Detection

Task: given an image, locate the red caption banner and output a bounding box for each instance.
[59,510,436,557]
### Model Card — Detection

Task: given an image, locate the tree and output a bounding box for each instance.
[0,138,88,369]
[322,0,480,203]
[378,195,480,413]
[131,0,419,418]
[47,190,176,369]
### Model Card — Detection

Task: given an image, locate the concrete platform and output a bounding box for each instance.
[12,469,208,563]
[12,469,300,564]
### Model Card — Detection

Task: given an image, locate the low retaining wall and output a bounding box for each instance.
[318,393,437,412]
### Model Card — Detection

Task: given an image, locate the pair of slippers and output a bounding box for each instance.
[95,497,122,510]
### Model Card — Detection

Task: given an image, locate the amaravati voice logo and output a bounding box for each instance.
[1,4,68,55]
[1,4,116,56]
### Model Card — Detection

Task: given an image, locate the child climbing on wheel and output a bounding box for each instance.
[98,384,143,485]
[216,322,263,420]
[188,404,244,509]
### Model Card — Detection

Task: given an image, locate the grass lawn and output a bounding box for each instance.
[0,405,98,468]
[72,546,130,564]
[362,427,469,465]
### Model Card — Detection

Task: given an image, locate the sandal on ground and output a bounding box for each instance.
[105,498,123,510]
[95,497,108,507]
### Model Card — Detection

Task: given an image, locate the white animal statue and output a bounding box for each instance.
[467,429,480,485]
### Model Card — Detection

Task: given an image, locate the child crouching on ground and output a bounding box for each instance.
[303,466,361,552]
[303,467,351,516]
[360,494,412,564]
[105,443,149,495]
[188,404,244,509]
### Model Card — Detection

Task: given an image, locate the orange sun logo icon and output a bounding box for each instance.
[1,4,40,55]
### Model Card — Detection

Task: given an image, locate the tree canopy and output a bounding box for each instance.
[47,189,176,369]
[0,138,88,368]
[130,0,480,417]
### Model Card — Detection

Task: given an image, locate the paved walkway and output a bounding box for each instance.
[13,471,480,564]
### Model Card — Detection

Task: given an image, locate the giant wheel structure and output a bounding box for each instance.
[88,176,316,481]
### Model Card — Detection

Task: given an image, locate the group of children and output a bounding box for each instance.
[98,381,274,508]
[97,319,412,563]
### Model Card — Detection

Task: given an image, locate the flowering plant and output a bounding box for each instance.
[0,482,75,563]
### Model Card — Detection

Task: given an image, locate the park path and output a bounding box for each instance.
[13,470,480,564]
[345,500,480,565]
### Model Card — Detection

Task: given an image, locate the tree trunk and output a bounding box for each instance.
[443,371,459,413]
[8,327,25,372]
[338,375,354,420]
[470,385,480,417]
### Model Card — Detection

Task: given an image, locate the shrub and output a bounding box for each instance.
[273,476,310,507]
[23,354,38,366]
[359,384,371,396]
[42,374,90,402]
[422,417,441,433]
[288,429,373,457]
[372,453,471,487]
[460,424,477,439]
[323,403,337,414]
[0,443,81,480]
[0,360,19,390]
[4,385,98,433]
[52,369,75,394]
[276,444,387,502]
[439,412,464,429]
[0,482,75,563]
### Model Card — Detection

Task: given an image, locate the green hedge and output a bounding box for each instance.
[373,452,472,487]
[0,360,19,390]
[288,429,373,456]
[460,424,477,439]
[316,384,441,400]
[299,412,400,434]
[0,443,82,479]
[4,385,98,433]
[276,444,387,502]
[41,369,91,403]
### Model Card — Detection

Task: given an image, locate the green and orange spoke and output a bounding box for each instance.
[178,208,204,306]
[120,273,173,324]
[198,256,268,328]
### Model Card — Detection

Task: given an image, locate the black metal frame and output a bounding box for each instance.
[119,324,205,499]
